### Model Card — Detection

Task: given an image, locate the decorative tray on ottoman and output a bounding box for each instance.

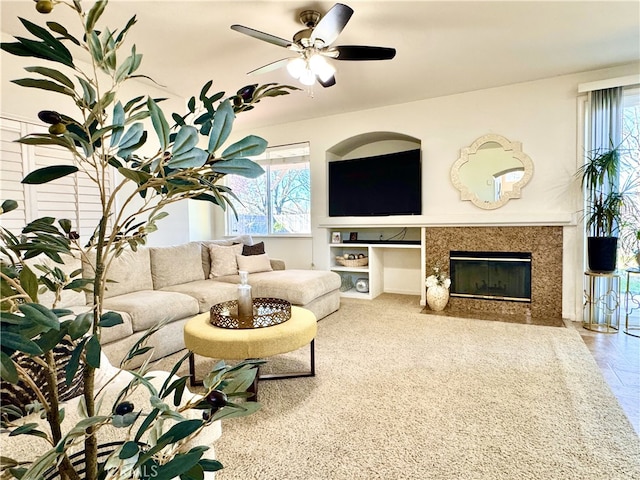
[209,297,291,329]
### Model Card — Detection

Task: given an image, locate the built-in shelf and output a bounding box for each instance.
[328,229,423,300]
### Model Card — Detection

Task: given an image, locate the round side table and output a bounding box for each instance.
[583,271,620,333]
[624,267,640,337]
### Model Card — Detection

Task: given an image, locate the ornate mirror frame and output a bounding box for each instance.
[450,134,534,210]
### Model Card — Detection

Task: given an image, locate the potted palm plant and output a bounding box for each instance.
[0,1,297,478]
[577,145,637,273]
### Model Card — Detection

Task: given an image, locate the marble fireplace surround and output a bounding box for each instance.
[425,226,563,319]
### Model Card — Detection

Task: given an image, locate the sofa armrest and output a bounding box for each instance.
[270,258,286,270]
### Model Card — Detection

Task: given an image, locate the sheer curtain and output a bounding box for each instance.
[589,86,623,153]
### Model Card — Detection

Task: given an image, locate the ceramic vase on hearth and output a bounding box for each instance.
[427,285,450,311]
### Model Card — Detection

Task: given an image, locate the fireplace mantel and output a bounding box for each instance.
[319,212,576,228]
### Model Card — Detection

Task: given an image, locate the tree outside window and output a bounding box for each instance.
[226,143,311,235]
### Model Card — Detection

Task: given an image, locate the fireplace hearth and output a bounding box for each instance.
[450,251,532,302]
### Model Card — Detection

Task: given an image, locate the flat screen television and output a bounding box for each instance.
[328,149,422,216]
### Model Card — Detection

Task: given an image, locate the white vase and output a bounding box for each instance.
[427,285,450,311]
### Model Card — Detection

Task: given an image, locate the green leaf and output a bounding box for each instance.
[68,312,92,339]
[21,165,78,185]
[46,21,81,46]
[212,158,264,179]
[86,334,101,368]
[16,134,72,148]
[172,126,199,157]
[0,351,19,384]
[150,450,204,480]
[148,97,170,151]
[199,459,223,472]
[207,99,234,154]
[220,134,267,159]
[115,16,138,44]
[19,265,38,302]
[8,423,47,439]
[0,331,43,356]
[17,303,60,330]
[119,441,139,459]
[65,337,87,385]
[11,78,75,97]
[86,1,108,32]
[18,17,73,64]
[118,167,152,185]
[117,123,144,153]
[167,148,208,169]
[99,311,124,327]
[24,66,74,89]
[77,76,97,105]
[1,199,19,213]
[110,102,125,147]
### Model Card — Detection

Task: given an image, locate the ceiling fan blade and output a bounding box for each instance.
[310,3,354,46]
[247,58,290,75]
[334,45,396,61]
[231,24,293,49]
[318,75,337,88]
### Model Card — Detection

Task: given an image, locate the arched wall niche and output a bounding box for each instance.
[326,131,421,161]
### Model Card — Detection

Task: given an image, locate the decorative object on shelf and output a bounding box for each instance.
[336,255,368,267]
[210,298,292,329]
[350,232,358,241]
[425,262,451,311]
[340,274,354,292]
[451,133,534,210]
[355,277,369,293]
[331,231,342,243]
[237,270,253,320]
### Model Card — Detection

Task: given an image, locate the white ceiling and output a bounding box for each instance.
[1,1,639,130]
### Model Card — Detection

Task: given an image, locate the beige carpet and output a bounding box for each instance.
[156,295,640,480]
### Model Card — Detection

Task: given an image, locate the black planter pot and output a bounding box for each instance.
[587,236,618,273]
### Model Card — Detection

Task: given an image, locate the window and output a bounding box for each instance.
[619,87,640,267]
[0,116,111,242]
[226,142,311,236]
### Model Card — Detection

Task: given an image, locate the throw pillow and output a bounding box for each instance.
[236,253,273,274]
[208,243,243,278]
[242,241,265,256]
[0,337,85,417]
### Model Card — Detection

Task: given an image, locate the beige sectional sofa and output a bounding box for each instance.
[33,237,341,367]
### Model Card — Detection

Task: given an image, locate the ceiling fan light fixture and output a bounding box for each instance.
[286,57,307,79]
[299,68,316,86]
[309,54,335,82]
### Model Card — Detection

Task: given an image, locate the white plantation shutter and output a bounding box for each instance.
[0,118,28,233]
[0,116,112,242]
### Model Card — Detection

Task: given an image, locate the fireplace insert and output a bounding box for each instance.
[449,251,532,302]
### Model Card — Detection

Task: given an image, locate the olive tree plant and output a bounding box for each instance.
[0,1,297,478]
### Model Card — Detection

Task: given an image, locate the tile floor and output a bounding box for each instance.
[576,321,640,436]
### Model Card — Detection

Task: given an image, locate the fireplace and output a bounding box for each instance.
[450,251,532,302]
[424,226,563,319]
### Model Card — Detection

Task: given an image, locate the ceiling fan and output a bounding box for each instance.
[230,3,396,88]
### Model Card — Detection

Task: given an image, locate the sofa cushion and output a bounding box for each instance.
[150,242,204,290]
[159,280,239,313]
[59,305,134,345]
[102,290,199,332]
[23,253,86,308]
[200,236,253,277]
[236,253,273,274]
[83,247,153,300]
[208,243,243,278]
[214,269,341,306]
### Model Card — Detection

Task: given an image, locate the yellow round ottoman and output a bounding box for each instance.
[184,306,317,395]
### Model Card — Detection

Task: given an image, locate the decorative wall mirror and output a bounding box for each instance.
[450,134,534,210]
